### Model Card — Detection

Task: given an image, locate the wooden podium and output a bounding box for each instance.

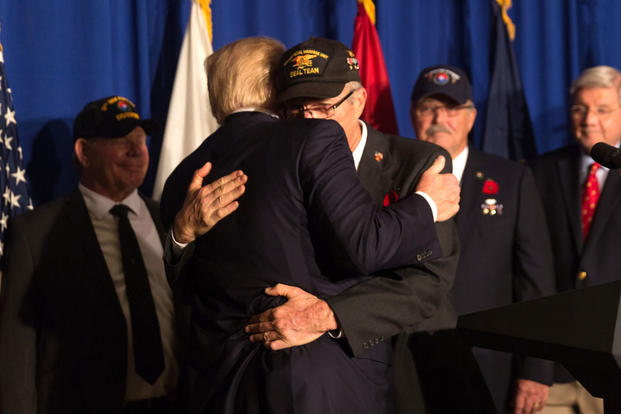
[458,281,621,413]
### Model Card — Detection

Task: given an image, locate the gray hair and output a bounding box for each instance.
[570,65,621,105]
[346,81,363,101]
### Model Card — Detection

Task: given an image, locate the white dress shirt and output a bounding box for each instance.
[580,153,610,190]
[79,184,179,402]
[451,146,469,184]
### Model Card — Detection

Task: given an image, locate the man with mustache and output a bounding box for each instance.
[410,65,556,414]
[529,66,621,414]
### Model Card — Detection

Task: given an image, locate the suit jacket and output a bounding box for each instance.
[0,190,170,414]
[159,112,442,414]
[529,143,621,381]
[324,125,461,414]
[453,147,556,411]
[326,124,459,357]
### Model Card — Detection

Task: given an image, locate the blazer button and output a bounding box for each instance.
[416,254,423,261]
[578,271,587,280]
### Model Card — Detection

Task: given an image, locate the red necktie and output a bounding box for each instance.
[581,162,601,239]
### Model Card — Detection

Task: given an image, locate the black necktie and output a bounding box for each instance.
[110,204,164,384]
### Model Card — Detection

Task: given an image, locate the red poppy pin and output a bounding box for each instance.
[482,179,499,195]
[383,190,399,206]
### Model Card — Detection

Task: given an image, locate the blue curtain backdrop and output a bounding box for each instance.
[2,0,621,204]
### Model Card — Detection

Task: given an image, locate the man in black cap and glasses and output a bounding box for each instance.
[245,38,462,412]
[0,96,245,414]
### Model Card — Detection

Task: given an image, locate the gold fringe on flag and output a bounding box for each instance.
[358,0,376,26]
[196,0,213,42]
[496,0,516,41]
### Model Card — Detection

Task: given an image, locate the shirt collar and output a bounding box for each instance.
[78,183,141,219]
[351,119,368,170]
[230,107,280,119]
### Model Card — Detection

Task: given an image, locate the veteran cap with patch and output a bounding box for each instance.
[73,96,160,140]
[276,37,361,102]
[411,65,472,105]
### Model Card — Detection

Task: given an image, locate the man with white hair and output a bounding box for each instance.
[529,65,621,414]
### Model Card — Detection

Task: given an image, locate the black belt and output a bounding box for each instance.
[124,396,174,414]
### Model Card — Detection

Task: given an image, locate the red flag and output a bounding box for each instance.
[352,0,399,135]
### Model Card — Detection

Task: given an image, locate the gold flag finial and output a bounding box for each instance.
[358,0,376,26]
[196,0,213,43]
[496,0,516,41]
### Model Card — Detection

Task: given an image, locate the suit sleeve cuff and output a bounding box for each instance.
[415,191,437,222]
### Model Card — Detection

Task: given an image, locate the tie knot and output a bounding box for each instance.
[590,162,601,174]
[110,204,131,218]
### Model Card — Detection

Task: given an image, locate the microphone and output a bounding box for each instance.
[591,142,621,169]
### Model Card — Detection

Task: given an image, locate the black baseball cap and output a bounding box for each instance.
[411,65,472,105]
[73,96,160,140]
[276,37,361,102]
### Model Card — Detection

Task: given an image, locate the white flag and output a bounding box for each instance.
[152,0,218,200]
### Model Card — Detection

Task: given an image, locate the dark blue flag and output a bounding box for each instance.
[482,0,536,161]
[0,42,33,259]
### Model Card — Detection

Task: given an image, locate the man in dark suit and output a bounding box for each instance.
[410,65,556,414]
[160,37,460,414]
[247,36,459,347]
[243,38,464,413]
[529,66,621,414]
[0,96,245,414]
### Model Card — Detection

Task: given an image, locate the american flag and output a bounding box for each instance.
[0,42,33,259]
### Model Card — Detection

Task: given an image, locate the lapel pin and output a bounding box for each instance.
[383,189,399,206]
[482,178,499,195]
[374,151,384,162]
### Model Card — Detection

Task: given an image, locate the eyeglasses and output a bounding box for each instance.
[286,89,356,119]
[570,104,621,119]
[414,103,474,118]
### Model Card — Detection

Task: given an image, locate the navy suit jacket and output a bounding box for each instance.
[159,112,442,414]
[453,148,556,411]
[0,191,169,414]
[530,143,621,381]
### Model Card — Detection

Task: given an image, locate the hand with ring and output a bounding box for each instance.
[512,379,548,414]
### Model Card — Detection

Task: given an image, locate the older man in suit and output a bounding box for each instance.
[160,36,460,414]
[410,65,556,414]
[246,36,460,348]
[241,37,466,414]
[0,96,245,414]
[529,65,621,414]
